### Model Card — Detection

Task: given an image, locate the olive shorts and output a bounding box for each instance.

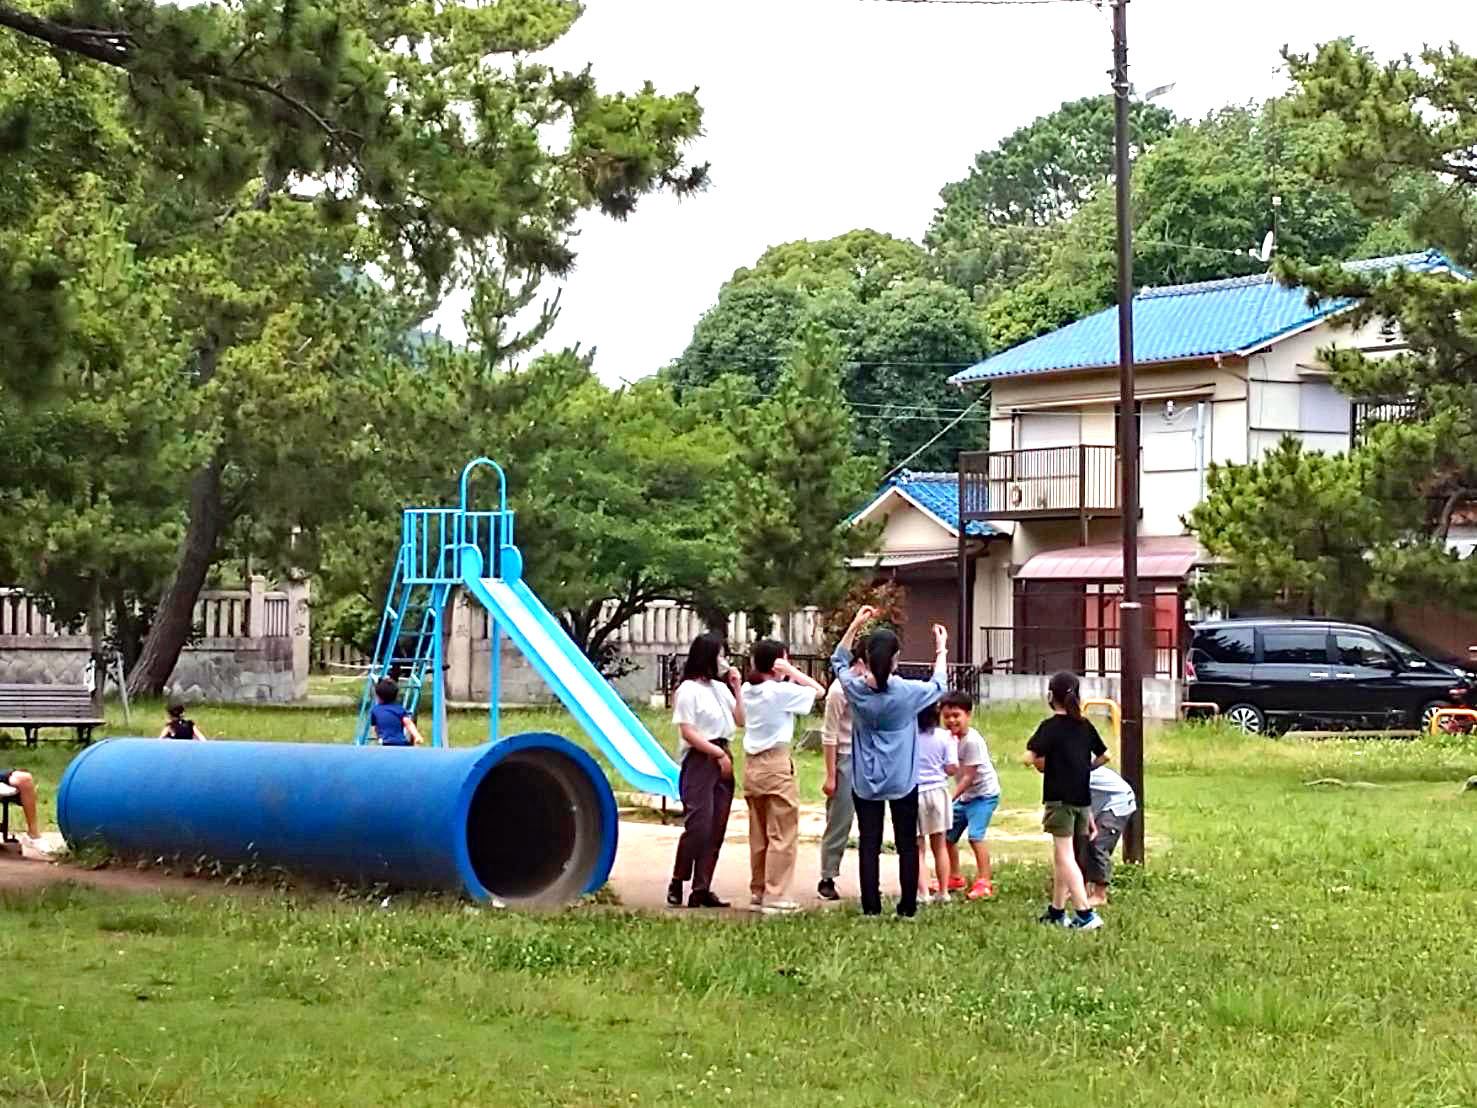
[1042,801,1090,839]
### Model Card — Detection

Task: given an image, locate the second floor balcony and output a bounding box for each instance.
[959,444,1122,522]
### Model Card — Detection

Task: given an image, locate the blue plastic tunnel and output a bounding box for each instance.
[57,733,619,904]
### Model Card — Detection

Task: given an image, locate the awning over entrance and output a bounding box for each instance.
[1015,535,1200,582]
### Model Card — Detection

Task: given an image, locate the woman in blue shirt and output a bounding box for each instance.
[831,605,949,917]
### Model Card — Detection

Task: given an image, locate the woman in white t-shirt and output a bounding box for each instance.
[740,639,824,913]
[669,632,746,909]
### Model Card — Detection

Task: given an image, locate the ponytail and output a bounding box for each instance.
[866,629,900,693]
[1048,670,1083,720]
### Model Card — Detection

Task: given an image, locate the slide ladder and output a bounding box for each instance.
[354,548,451,745]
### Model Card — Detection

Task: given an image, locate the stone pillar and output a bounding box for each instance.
[248,575,268,639]
[285,577,311,701]
[448,589,473,702]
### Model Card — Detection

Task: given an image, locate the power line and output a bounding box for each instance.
[883,394,990,478]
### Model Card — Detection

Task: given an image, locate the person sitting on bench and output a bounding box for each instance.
[1,768,55,856]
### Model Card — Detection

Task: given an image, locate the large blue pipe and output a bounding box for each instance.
[57,733,619,904]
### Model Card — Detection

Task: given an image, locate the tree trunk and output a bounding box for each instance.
[127,453,227,696]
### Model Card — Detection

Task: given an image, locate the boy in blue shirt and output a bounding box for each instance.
[370,678,425,746]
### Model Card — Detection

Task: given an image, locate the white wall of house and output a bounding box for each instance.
[1245,315,1395,460]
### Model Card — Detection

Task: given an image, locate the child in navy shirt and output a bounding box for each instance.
[370,677,425,746]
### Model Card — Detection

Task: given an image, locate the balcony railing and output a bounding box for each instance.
[959,445,1121,522]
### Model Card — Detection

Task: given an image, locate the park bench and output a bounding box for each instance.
[0,684,103,746]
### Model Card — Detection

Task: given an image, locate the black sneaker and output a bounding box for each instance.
[1038,907,1069,927]
[688,890,730,909]
[817,879,839,901]
[666,880,684,907]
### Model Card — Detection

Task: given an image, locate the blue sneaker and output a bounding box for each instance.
[1070,910,1103,931]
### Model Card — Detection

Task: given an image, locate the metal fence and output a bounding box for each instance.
[977,624,1181,678]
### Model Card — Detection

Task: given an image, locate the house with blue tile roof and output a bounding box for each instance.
[849,251,1460,708]
[847,471,1008,657]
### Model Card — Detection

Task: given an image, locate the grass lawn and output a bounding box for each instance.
[4,706,1477,1105]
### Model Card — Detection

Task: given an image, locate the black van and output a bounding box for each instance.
[1186,618,1477,734]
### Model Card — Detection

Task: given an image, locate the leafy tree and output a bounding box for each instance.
[727,329,881,626]
[1186,440,1382,616]
[1188,40,1477,617]
[964,99,1416,350]
[670,233,988,469]
[925,95,1176,297]
[0,0,707,694]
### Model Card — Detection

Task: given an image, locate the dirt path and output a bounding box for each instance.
[0,807,1059,911]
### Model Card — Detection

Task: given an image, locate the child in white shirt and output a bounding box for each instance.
[914,703,957,903]
[740,639,823,913]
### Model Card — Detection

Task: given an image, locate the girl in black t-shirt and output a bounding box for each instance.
[160,703,206,741]
[1023,671,1106,930]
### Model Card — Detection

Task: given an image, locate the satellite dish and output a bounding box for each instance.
[1257,231,1276,263]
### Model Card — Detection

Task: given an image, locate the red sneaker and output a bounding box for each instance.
[967,879,995,901]
[947,875,967,891]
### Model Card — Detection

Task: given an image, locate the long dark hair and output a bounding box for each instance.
[681,632,725,682]
[747,638,786,684]
[866,628,900,693]
[1048,670,1083,720]
[917,702,940,733]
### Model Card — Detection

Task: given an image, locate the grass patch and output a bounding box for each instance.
[5,712,1477,1103]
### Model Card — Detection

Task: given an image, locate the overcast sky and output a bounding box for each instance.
[430,0,1475,382]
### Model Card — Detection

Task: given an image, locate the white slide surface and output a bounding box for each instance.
[462,574,681,799]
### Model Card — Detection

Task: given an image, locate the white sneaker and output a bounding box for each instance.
[760,899,800,914]
[17,833,56,860]
[749,895,765,911]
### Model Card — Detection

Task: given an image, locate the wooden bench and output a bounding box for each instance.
[0,684,104,746]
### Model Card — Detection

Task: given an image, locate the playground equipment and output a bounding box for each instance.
[58,733,617,902]
[1429,707,1477,735]
[58,459,681,904]
[1083,697,1122,742]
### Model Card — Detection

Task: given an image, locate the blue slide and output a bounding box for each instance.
[461,572,681,800]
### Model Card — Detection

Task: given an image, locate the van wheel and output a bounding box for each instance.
[1418,701,1451,734]
[1225,703,1267,735]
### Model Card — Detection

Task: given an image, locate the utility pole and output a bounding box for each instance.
[1111,0,1145,864]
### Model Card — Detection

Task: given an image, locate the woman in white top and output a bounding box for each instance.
[669,632,745,909]
[741,639,824,913]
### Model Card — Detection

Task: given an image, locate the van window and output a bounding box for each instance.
[1261,629,1329,665]
[1195,627,1255,664]
[1334,632,1394,669]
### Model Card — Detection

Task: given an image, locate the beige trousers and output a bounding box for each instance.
[743,745,800,901]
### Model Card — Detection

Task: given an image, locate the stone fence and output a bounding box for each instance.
[0,578,311,702]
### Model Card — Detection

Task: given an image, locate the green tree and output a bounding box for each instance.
[727,329,881,627]
[1186,440,1382,616]
[0,0,706,694]
[1188,40,1477,617]
[925,95,1176,297]
[967,99,1416,350]
[669,232,987,469]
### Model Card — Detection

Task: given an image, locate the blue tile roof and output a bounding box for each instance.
[880,471,1000,537]
[950,251,1455,385]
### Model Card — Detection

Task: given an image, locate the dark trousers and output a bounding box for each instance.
[854,788,920,917]
[672,746,734,893]
[1074,809,1129,884]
